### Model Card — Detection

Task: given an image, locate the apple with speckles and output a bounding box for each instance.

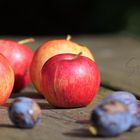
[41,53,100,108]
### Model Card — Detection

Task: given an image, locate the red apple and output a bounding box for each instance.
[30,37,94,94]
[0,38,34,92]
[0,54,14,105]
[41,53,100,108]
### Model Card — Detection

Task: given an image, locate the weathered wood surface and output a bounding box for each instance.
[0,34,140,140]
[2,87,136,140]
[1,87,140,140]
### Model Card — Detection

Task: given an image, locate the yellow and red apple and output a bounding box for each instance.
[30,37,94,94]
[0,39,34,92]
[0,54,14,105]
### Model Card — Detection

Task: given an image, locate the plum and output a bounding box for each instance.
[130,102,140,127]
[8,97,41,128]
[90,100,133,137]
[101,91,136,105]
[100,91,138,115]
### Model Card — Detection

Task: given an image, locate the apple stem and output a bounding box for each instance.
[66,35,72,41]
[77,52,82,56]
[18,38,35,44]
[74,52,82,59]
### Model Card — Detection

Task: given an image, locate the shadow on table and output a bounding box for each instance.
[37,102,53,110]
[10,91,44,99]
[3,91,54,110]
[63,128,94,138]
[0,124,16,129]
[4,102,53,110]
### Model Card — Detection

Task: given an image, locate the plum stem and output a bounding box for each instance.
[66,35,72,41]
[18,38,35,44]
[89,126,97,135]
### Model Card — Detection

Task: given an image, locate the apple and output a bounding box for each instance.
[0,53,14,105]
[30,36,94,94]
[0,38,34,92]
[41,53,100,108]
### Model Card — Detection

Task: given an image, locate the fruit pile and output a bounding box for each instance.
[89,91,140,137]
[30,36,100,108]
[0,38,34,105]
[0,36,100,128]
[0,36,100,107]
[0,36,140,138]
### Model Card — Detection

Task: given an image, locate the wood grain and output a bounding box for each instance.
[0,34,140,139]
[0,87,112,140]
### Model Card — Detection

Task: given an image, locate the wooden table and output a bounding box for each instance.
[0,34,140,140]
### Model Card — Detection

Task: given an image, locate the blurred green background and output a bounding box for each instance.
[0,0,140,35]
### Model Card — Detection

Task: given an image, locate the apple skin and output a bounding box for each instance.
[0,54,14,105]
[0,40,33,92]
[30,39,94,94]
[41,53,100,108]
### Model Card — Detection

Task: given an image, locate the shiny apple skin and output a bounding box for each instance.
[41,53,100,108]
[0,40,33,92]
[0,54,14,105]
[30,39,94,94]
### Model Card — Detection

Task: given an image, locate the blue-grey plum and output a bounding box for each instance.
[101,91,136,105]
[100,91,138,117]
[130,102,140,127]
[90,100,133,137]
[8,97,41,128]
